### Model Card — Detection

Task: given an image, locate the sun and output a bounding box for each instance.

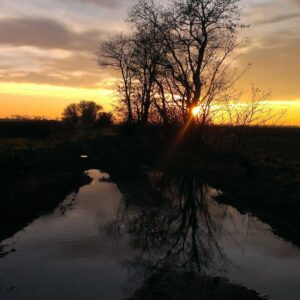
[192,106,201,117]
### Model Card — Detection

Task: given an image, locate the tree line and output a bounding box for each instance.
[62,100,113,127]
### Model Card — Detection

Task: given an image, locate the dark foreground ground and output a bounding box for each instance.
[126,272,268,300]
[0,120,299,299]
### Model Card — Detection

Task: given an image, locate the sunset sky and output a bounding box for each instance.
[0,0,300,125]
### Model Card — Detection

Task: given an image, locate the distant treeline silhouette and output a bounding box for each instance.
[62,100,113,127]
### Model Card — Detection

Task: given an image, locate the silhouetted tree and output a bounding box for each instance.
[62,103,80,126]
[78,101,103,127]
[98,0,244,127]
[130,0,243,123]
[97,112,114,126]
[98,28,165,125]
[62,100,103,127]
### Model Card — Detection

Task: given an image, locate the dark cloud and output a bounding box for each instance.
[0,17,104,51]
[256,12,300,25]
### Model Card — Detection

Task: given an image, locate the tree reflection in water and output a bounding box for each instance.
[108,172,229,277]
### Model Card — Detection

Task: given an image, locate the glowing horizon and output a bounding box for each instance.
[2,82,300,126]
[1,82,114,120]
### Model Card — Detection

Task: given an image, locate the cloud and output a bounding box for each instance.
[0,16,119,90]
[288,0,300,7]
[237,33,300,100]
[62,0,134,9]
[0,45,117,89]
[0,17,104,51]
[258,31,299,48]
[256,12,300,25]
[66,0,130,8]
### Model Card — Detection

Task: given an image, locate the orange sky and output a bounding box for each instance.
[0,0,300,125]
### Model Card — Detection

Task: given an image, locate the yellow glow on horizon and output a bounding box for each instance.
[0,82,115,119]
[0,82,114,99]
[1,82,300,126]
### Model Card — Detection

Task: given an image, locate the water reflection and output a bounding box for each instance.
[109,172,300,299]
[117,173,228,276]
[0,169,135,300]
[0,169,300,300]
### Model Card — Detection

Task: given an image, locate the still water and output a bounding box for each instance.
[0,169,300,300]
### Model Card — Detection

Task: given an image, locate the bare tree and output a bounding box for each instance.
[98,35,135,125]
[129,0,243,123]
[97,0,256,131]
[131,26,165,124]
[98,23,167,125]
[221,86,287,150]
